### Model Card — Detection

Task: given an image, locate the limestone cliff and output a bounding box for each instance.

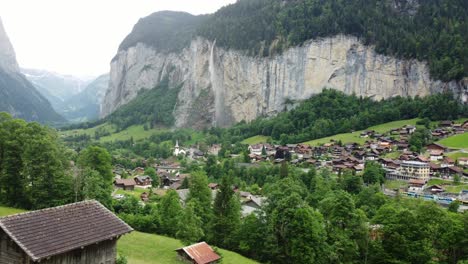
[102,35,467,128]
[0,17,19,73]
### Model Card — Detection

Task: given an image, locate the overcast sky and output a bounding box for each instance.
[0,0,235,77]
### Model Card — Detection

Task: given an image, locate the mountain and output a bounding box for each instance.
[0,17,64,123]
[22,68,93,110]
[57,74,109,122]
[101,0,467,128]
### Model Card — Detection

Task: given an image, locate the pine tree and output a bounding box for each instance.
[187,171,213,232]
[159,189,183,237]
[177,201,204,244]
[210,175,241,249]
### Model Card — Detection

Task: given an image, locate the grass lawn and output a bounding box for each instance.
[427,178,452,185]
[438,133,468,149]
[427,178,468,193]
[100,125,169,142]
[0,206,26,217]
[445,184,468,193]
[445,151,468,161]
[115,187,150,199]
[117,231,258,264]
[383,151,402,159]
[384,180,408,190]
[59,122,112,137]
[304,118,420,146]
[0,207,257,264]
[242,135,271,145]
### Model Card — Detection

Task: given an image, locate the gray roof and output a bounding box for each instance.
[0,200,133,261]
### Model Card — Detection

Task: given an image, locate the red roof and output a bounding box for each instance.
[177,242,221,264]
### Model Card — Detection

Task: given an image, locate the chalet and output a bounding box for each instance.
[426,143,447,152]
[241,196,265,216]
[366,152,378,161]
[426,185,445,194]
[436,166,463,177]
[405,125,417,134]
[192,149,205,159]
[439,120,453,127]
[0,200,132,263]
[408,179,427,194]
[114,178,136,190]
[132,167,145,175]
[360,130,375,138]
[429,150,444,161]
[353,164,365,173]
[134,175,152,187]
[463,120,468,130]
[176,242,221,264]
[441,157,455,168]
[459,157,468,167]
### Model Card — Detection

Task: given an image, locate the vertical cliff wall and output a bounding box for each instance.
[101,35,467,128]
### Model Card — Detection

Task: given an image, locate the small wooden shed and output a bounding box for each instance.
[176,242,221,264]
[0,200,133,263]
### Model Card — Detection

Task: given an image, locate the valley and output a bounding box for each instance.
[0,0,467,263]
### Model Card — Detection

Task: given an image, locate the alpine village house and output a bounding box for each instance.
[0,200,133,263]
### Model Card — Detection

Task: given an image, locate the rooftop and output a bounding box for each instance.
[0,200,133,261]
[176,242,221,264]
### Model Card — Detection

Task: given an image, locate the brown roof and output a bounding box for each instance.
[0,200,133,261]
[409,179,426,186]
[115,178,136,186]
[176,242,221,264]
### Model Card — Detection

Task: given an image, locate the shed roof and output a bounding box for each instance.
[0,200,133,261]
[115,178,136,186]
[176,242,221,264]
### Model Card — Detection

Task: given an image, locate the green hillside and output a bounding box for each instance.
[303,118,420,146]
[438,133,468,149]
[242,135,271,145]
[0,206,26,217]
[117,231,258,264]
[0,206,257,264]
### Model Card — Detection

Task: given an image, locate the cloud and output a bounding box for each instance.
[0,0,235,76]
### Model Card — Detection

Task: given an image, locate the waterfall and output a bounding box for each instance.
[209,39,225,127]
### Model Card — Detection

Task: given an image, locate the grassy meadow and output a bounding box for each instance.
[438,133,468,149]
[0,206,26,217]
[0,206,258,264]
[117,231,258,264]
[304,118,420,146]
[242,135,271,145]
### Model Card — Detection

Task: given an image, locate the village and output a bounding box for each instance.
[112,120,468,213]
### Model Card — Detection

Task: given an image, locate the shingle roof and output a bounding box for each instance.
[115,178,136,186]
[0,200,133,261]
[176,242,221,264]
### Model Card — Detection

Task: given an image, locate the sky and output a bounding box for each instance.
[0,0,236,77]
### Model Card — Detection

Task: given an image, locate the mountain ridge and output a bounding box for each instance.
[0,17,64,123]
[102,0,467,128]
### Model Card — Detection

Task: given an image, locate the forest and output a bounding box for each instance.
[114,161,468,264]
[107,78,181,131]
[198,0,467,81]
[118,0,466,82]
[217,89,468,145]
[0,112,115,209]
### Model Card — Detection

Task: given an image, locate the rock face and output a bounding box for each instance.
[0,17,19,73]
[102,35,467,128]
[0,17,64,123]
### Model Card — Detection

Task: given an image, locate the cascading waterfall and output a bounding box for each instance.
[209,39,226,127]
